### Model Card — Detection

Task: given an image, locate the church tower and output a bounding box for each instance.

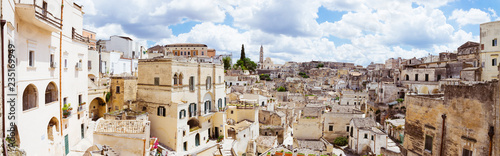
[259,45,264,69]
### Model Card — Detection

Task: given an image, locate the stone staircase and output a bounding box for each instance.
[222,138,235,156]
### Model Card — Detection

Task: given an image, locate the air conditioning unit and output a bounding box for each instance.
[50,62,57,68]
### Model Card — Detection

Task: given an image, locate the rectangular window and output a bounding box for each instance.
[462,149,473,156]
[371,135,374,140]
[425,74,429,81]
[78,94,82,104]
[154,77,160,86]
[415,74,419,81]
[63,97,67,105]
[329,125,333,131]
[346,126,349,132]
[492,58,497,66]
[425,135,433,153]
[437,75,441,81]
[364,133,368,139]
[189,76,195,91]
[493,39,497,46]
[50,54,54,65]
[29,51,35,67]
[88,60,92,69]
[64,59,67,68]
[116,86,120,94]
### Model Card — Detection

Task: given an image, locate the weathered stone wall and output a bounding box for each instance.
[404,81,499,156]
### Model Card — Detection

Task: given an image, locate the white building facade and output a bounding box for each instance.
[2,0,89,155]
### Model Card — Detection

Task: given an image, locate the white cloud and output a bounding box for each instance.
[78,0,481,66]
[450,8,491,26]
[76,0,226,40]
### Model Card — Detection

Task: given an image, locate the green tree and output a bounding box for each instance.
[333,137,348,146]
[277,86,287,92]
[259,74,270,80]
[223,56,232,70]
[235,57,257,71]
[317,63,324,68]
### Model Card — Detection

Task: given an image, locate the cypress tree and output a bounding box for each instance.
[240,44,245,61]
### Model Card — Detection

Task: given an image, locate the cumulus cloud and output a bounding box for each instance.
[76,0,226,40]
[450,8,491,26]
[77,0,480,66]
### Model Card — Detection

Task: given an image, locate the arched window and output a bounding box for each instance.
[45,82,58,104]
[218,98,222,109]
[195,133,200,146]
[23,84,38,111]
[206,76,211,89]
[179,109,186,119]
[173,74,178,85]
[179,73,183,85]
[189,103,197,117]
[205,101,211,114]
[157,106,166,117]
[405,74,409,81]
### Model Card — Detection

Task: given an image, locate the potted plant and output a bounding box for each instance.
[285,152,293,156]
[62,103,72,118]
[297,153,305,156]
[217,135,224,143]
[275,150,284,156]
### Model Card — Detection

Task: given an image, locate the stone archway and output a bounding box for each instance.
[47,117,60,142]
[89,97,106,121]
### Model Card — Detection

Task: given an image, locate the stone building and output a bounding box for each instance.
[225,104,260,156]
[348,118,396,155]
[259,110,286,143]
[146,45,167,58]
[339,90,368,110]
[404,81,500,156]
[2,0,92,154]
[323,106,365,142]
[457,41,480,66]
[480,21,500,81]
[93,119,151,155]
[136,57,226,155]
[164,43,211,57]
[109,76,137,112]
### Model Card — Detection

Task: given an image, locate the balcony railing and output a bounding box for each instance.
[72,28,90,43]
[78,105,85,112]
[33,0,62,29]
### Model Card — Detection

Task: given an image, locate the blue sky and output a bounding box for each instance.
[76,0,500,66]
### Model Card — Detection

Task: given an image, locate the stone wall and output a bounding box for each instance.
[404,81,499,156]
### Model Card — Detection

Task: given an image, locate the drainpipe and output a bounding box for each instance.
[440,114,446,156]
[59,0,64,137]
[488,126,494,156]
[1,18,7,156]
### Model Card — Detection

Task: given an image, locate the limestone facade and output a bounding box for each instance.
[136,58,226,154]
[403,81,500,156]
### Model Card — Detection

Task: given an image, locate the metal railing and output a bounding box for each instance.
[72,27,90,43]
[32,0,62,29]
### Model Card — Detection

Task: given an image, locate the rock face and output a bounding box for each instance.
[404,81,500,156]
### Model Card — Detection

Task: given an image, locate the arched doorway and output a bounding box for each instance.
[89,97,106,121]
[47,117,60,142]
[195,133,200,146]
